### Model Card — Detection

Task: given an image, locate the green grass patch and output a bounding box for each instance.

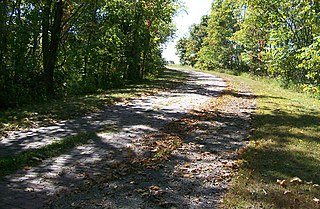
[175,65,320,208]
[0,132,98,178]
[0,68,188,138]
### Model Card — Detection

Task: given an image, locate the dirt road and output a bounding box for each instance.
[0,68,255,208]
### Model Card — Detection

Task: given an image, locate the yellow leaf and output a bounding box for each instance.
[184,163,191,168]
[290,177,302,184]
[183,174,193,178]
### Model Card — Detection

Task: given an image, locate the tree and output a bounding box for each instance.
[196,0,241,70]
[175,15,208,66]
[0,0,180,108]
[176,37,189,65]
[179,0,320,93]
[42,0,64,96]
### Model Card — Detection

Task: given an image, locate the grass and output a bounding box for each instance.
[170,65,320,208]
[0,132,98,178]
[0,68,188,138]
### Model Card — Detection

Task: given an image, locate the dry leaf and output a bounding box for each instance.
[142,192,149,197]
[184,163,191,168]
[135,189,145,193]
[277,179,288,187]
[182,174,193,178]
[149,186,160,191]
[23,166,32,171]
[196,157,202,161]
[237,147,248,155]
[201,152,211,156]
[262,189,268,195]
[149,186,163,196]
[24,187,34,192]
[290,177,302,184]
[283,190,291,195]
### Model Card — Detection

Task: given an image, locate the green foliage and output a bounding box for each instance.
[175,15,209,66]
[177,0,320,94]
[296,36,320,93]
[197,0,241,70]
[0,0,180,109]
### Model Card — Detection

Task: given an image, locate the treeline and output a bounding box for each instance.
[0,0,178,108]
[177,0,320,93]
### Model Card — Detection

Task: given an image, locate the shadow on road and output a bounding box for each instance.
[0,68,255,208]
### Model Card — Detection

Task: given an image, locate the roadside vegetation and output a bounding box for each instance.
[170,64,320,208]
[226,74,319,208]
[0,69,188,178]
[176,0,320,97]
[220,71,319,209]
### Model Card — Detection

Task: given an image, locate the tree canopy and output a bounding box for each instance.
[0,0,179,108]
[177,0,320,93]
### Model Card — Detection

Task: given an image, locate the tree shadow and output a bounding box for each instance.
[46,76,254,208]
[0,68,254,208]
[0,68,190,139]
[232,92,320,208]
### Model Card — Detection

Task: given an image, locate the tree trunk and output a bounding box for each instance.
[42,0,64,96]
[0,0,7,79]
[127,4,141,82]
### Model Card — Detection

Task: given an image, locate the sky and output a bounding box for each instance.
[162,0,213,63]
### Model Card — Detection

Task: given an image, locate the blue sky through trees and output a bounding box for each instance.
[162,0,212,63]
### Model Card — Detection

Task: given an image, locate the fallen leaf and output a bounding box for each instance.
[277,179,288,187]
[23,166,32,171]
[149,185,160,191]
[262,189,268,195]
[142,192,149,197]
[201,152,211,156]
[31,157,41,161]
[237,147,248,155]
[149,186,163,196]
[184,163,191,168]
[290,177,302,184]
[283,190,291,195]
[24,187,34,192]
[135,189,145,193]
[182,174,193,178]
